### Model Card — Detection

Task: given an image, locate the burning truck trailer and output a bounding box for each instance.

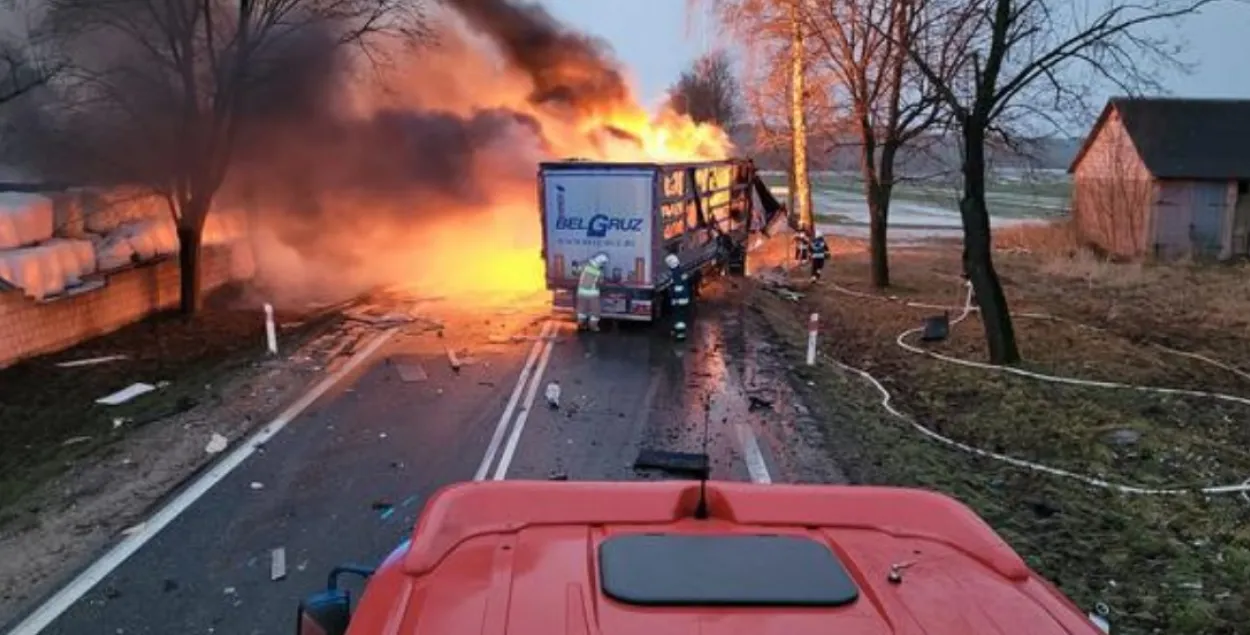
[538,157,786,323]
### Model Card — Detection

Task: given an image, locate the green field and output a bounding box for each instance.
[760,171,1072,225]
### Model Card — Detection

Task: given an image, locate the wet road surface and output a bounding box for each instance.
[19,281,843,635]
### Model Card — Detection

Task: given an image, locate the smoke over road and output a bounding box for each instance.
[14,0,733,307]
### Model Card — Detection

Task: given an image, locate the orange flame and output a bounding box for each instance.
[249,11,735,308]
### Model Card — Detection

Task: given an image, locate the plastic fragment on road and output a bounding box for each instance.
[393,358,428,382]
[271,547,287,581]
[96,382,157,405]
[56,354,128,368]
[205,433,228,455]
[545,381,560,409]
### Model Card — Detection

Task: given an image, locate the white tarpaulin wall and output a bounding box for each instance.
[0,186,252,300]
[0,193,55,250]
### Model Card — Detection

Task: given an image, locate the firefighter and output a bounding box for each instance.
[810,230,830,283]
[793,228,811,263]
[665,253,692,341]
[577,253,608,331]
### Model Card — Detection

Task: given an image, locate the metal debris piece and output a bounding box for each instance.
[271,547,287,581]
[96,382,157,406]
[57,354,128,368]
[205,433,228,455]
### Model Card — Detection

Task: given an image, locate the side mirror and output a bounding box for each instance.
[297,589,351,635]
[295,565,375,635]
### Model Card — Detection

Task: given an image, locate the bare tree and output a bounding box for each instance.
[697,0,831,230]
[0,46,58,106]
[788,2,813,232]
[892,0,1219,364]
[797,0,953,287]
[33,0,431,315]
[669,50,742,129]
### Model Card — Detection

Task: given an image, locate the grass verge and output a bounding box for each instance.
[751,240,1250,634]
[0,286,341,522]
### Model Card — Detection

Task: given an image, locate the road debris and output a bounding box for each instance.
[56,354,128,368]
[111,417,130,429]
[121,522,146,536]
[548,470,568,480]
[392,357,428,383]
[96,382,157,405]
[62,435,91,446]
[545,381,561,409]
[205,433,229,455]
[271,547,287,581]
[446,347,462,372]
[345,305,414,327]
[249,481,264,490]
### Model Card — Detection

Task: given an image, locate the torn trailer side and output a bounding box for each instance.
[538,158,783,322]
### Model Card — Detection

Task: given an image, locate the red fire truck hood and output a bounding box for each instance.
[345,480,1104,635]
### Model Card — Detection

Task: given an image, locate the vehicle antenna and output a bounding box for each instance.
[694,392,712,520]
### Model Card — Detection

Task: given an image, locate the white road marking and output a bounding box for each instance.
[492,324,559,480]
[473,321,553,481]
[736,422,773,484]
[5,327,401,635]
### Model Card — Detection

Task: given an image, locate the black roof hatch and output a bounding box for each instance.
[598,534,859,607]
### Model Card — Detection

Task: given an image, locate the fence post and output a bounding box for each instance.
[264,303,278,356]
[806,313,818,366]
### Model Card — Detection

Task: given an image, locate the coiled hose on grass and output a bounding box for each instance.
[764,273,1250,500]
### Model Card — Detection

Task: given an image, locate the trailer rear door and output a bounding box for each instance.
[542,166,656,292]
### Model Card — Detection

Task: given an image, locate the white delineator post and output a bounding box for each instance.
[264,303,278,355]
[806,313,819,366]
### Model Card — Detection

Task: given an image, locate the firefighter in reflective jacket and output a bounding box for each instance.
[665,253,692,341]
[577,253,608,331]
[810,231,830,282]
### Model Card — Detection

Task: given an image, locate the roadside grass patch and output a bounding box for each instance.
[751,245,1250,634]
[0,288,339,520]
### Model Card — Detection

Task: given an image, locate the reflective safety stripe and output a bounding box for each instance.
[673,298,690,306]
[675,322,687,329]
[674,285,685,293]
[578,263,603,294]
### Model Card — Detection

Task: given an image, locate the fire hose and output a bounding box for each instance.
[762,275,1250,501]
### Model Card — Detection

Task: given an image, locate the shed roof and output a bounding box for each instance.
[1069,97,1250,179]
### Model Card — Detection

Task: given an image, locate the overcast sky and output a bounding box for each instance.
[537,0,1250,125]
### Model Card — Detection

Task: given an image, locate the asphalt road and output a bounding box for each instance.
[20,281,843,635]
